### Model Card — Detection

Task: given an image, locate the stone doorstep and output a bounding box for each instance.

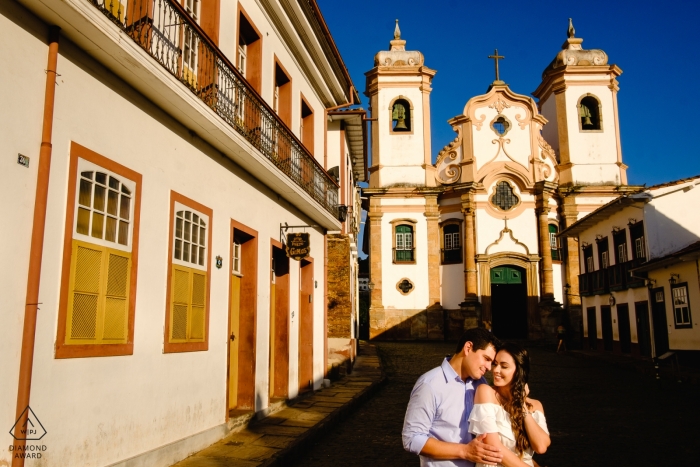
[170,343,386,467]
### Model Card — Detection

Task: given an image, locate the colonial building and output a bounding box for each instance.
[561,176,700,358]
[365,20,637,341]
[2,0,364,465]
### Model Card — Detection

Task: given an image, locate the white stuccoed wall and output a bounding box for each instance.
[376,81,426,186]
[2,8,332,467]
[473,104,532,173]
[0,6,50,465]
[381,209,430,310]
[644,182,700,259]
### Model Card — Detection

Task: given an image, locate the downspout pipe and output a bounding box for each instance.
[12,26,60,467]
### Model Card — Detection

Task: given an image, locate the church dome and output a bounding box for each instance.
[374,20,424,67]
[542,19,608,77]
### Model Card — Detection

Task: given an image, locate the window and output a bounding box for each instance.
[301,96,314,155]
[672,283,692,328]
[442,223,462,264]
[583,245,594,273]
[630,221,646,260]
[165,193,212,352]
[597,237,609,269]
[613,229,628,264]
[274,60,292,127]
[237,7,262,92]
[394,225,414,262]
[232,242,242,275]
[56,142,141,358]
[391,98,411,132]
[490,115,512,136]
[579,95,601,131]
[237,40,247,76]
[549,224,559,261]
[491,181,520,211]
[182,0,200,88]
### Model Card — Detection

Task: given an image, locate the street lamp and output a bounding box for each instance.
[669,273,680,286]
[368,281,375,290]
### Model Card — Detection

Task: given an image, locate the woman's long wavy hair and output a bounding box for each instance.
[498,343,533,456]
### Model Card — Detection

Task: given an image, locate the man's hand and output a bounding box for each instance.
[463,434,502,465]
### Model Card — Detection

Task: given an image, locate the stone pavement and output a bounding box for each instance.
[170,342,383,467]
[291,341,700,467]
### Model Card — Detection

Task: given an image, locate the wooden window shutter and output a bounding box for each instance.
[170,265,207,342]
[66,240,130,344]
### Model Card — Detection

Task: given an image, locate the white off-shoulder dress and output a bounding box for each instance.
[468,402,549,467]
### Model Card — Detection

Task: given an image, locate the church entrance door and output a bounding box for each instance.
[490,265,528,339]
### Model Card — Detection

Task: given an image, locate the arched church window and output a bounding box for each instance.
[491,181,519,211]
[490,115,511,136]
[394,224,414,262]
[441,223,462,264]
[391,98,411,132]
[579,95,601,131]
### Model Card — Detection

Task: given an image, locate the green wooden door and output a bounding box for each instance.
[490,266,523,285]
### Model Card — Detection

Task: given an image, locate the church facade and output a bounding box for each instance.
[365,21,638,341]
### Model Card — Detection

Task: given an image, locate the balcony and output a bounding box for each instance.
[579,258,648,297]
[608,262,627,291]
[591,269,609,295]
[578,272,592,296]
[89,0,338,217]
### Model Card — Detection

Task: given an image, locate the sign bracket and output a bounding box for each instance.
[279,222,320,245]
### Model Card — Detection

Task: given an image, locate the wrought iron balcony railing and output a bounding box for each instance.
[91,0,339,216]
[441,248,463,264]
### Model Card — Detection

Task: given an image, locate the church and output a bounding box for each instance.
[364,20,637,341]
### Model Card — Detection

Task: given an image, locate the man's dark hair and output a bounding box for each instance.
[455,327,501,354]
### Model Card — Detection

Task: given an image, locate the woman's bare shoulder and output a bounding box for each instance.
[474,384,498,403]
[526,397,544,413]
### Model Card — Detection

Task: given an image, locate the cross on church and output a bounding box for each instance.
[488,49,505,83]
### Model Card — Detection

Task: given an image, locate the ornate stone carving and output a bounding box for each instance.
[374,21,424,67]
[489,99,510,114]
[435,126,463,185]
[542,20,608,77]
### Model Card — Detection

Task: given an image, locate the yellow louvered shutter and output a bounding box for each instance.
[66,240,130,345]
[103,251,130,341]
[170,265,206,343]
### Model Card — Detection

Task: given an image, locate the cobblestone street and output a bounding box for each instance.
[292,341,700,466]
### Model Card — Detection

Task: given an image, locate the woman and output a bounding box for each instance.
[468,343,551,467]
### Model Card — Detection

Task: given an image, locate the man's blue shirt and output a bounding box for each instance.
[402,358,486,467]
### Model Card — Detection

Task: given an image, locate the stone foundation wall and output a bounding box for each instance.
[327,234,352,338]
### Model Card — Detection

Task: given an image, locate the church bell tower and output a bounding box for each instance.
[365,20,436,188]
[533,19,627,186]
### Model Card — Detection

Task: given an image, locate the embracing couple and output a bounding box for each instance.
[402,328,550,467]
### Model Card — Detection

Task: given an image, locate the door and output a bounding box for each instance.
[617,303,631,354]
[490,266,528,339]
[601,305,613,352]
[229,225,257,411]
[650,287,669,357]
[270,245,289,399]
[228,275,240,409]
[587,307,598,350]
[635,301,652,357]
[299,259,314,393]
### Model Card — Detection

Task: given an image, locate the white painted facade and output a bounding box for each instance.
[3,0,362,465]
[366,23,631,341]
[563,176,700,357]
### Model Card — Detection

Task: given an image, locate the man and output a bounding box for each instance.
[402,328,503,466]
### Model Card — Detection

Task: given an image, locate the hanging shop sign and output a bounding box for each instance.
[286,233,310,261]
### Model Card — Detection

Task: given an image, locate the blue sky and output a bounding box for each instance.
[317,0,700,187]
